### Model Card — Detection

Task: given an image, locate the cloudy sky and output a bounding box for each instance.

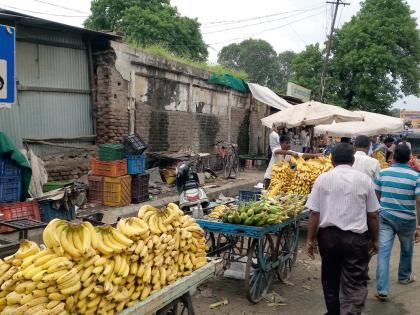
[0,0,419,109]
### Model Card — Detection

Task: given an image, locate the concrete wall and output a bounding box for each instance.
[94,42,263,156]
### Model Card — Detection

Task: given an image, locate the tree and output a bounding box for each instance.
[276,51,296,93]
[329,0,420,113]
[218,39,279,88]
[84,0,208,61]
[291,44,324,100]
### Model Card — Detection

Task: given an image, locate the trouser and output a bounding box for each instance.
[376,214,416,295]
[318,227,369,315]
[264,178,271,190]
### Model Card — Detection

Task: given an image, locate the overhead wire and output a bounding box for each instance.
[203,7,324,35]
[29,0,89,15]
[0,3,88,17]
[201,4,324,28]
[209,10,325,46]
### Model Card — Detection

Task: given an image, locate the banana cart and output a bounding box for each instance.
[118,259,219,315]
[196,211,308,304]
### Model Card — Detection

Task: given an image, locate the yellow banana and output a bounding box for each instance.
[60,228,81,258]
[60,281,81,295]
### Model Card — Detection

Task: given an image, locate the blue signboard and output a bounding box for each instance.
[0,25,15,108]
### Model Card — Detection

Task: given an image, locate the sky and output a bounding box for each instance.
[0,0,419,110]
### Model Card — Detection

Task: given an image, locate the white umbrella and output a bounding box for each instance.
[314,111,404,137]
[261,100,363,128]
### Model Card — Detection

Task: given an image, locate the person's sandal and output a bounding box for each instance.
[375,293,389,302]
[399,273,416,284]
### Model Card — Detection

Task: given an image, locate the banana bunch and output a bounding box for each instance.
[372,150,388,169]
[0,203,207,315]
[208,205,228,219]
[268,161,296,197]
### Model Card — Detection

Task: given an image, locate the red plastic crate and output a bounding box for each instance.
[88,175,104,204]
[103,175,131,207]
[90,158,127,177]
[0,201,41,233]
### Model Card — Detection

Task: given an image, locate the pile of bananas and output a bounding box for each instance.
[222,194,304,226]
[267,161,295,197]
[207,205,228,220]
[288,156,332,195]
[268,156,332,196]
[372,151,388,169]
[0,203,207,315]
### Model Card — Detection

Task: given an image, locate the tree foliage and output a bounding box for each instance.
[84,0,208,61]
[218,39,279,88]
[276,50,296,93]
[291,44,324,100]
[329,0,420,113]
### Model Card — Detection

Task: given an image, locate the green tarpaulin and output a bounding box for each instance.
[0,132,32,200]
[208,74,248,93]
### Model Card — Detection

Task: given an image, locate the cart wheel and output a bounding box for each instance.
[205,231,217,253]
[157,294,195,315]
[277,223,299,281]
[245,234,275,303]
[217,234,243,271]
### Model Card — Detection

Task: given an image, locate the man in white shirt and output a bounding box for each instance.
[306,142,380,315]
[264,135,318,189]
[269,125,280,152]
[353,135,381,181]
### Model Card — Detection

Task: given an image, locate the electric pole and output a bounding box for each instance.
[319,0,349,102]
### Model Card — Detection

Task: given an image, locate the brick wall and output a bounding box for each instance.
[95,42,266,157]
[43,153,92,181]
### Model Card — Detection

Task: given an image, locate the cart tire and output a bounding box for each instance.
[157,294,195,315]
[277,223,299,281]
[245,234,275,303]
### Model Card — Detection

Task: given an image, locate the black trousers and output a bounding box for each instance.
[318,227,369,315]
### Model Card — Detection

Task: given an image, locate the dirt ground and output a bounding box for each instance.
[193,231,420,315]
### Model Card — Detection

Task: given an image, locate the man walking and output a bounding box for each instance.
[353,135,381,180]
[267,124,280,166]
[306,143,380,315]
[375,144,420,301]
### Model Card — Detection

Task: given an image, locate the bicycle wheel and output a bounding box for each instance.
[224,154,233,178]
[231,150,240,178]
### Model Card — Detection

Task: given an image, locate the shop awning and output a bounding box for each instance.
[248,83,292,111]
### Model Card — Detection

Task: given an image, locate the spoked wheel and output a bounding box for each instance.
[205,231,217,253]
[224,151,240,179]
[245,234,275,303]
[217,234,244,271]
[157,294,194,315]
[276,223,299,281]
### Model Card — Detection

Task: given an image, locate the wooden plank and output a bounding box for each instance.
[119,259,218,315]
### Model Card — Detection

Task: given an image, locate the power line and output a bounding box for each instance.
[285,18,307,46]
[0,4,88,17]
[209,10,325,46]
[203,7,324,35]
[29,0,89,14]
[201,5,324,28]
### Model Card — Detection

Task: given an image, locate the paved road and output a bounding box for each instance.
[194,231,420,314]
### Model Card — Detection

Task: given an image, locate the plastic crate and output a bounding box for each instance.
[127,155,146,175]
[0,154,22,177]
[123,134,148,155]
[38,200,76,223]
[103,175,131,207]
[0,201,41,233]
[88,175,104,204]
[90,158,127,177]
[99,144,124,161]
[42,180,74,193]
[238,190,261,204]
[0,176,21,203]
[131,173,149,204]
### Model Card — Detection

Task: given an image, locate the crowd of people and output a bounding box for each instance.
[304,136,419,315]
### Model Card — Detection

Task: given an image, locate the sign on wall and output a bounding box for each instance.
[0,25,15,109]
[286,82,311,102]
[400,110,420,129]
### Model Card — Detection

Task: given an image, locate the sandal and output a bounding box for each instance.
[375,293,389,302]
[399,273,416,284]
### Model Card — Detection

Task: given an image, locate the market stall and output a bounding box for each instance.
[314,111,404,137]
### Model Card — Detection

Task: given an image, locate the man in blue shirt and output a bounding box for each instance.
[374,144,420,301]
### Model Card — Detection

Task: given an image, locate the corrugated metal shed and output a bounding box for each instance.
[0,10,118,155]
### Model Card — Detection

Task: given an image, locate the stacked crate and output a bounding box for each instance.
[124,134,149,204]
[0,154,41,232]
[88,144,131,207]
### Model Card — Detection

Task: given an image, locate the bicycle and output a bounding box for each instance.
[215,140,240,179]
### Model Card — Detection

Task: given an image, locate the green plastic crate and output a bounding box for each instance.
[42,180,74,193]
[99,144,124,161]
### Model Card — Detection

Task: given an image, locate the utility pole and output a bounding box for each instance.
[319,0,349,102]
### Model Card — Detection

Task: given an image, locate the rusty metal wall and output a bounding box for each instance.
[0,25,93,155]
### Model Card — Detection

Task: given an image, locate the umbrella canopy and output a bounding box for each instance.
[314,111,404,137]
[261,101,363,128]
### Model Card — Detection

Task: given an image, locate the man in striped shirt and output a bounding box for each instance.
[375,144,420,301]
[306,143,380,315]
